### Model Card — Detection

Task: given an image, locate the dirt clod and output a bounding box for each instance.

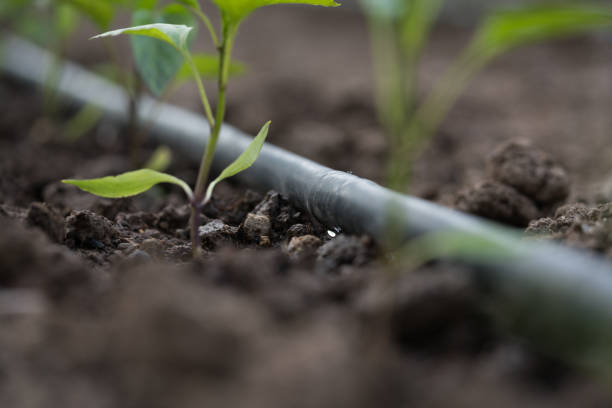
[358,265,488,352]
[526,203,612,255]
[0,218,91,301]
[241,213,272,242]
[487,139,569,207]
[287,223,312,238]
[455,181,539,227]
[317,235,373,271]
[286,234,322,262]
[65,210,118,249]
[156,204,190,234]
[115,211,157,232]
[199,219,238,250]
[253,191,282,217]
[26,202,65,243]
[140,238,165,258]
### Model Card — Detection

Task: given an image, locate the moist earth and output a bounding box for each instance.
[3,9,612,407]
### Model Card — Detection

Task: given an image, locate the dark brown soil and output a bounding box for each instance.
[2,6,612,407]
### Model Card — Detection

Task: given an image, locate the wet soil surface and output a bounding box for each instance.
[3,8,612,406]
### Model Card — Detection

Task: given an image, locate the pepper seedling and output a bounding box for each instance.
[359,1,612,191]
[63,0,340,257]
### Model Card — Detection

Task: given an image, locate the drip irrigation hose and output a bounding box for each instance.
[3,35,612,375]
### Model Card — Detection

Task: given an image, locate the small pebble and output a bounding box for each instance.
[118,242,136,252]
[286,235,322,262]
[127,249,152,262]
[241,213,271,242]
[259,236,271,247]
[199,219,238,250]
[140,238,164,258]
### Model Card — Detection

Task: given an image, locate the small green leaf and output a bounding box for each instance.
[144,145,173,172]
[62,104,104,142]
[472,4,612,58]
[63,169,193,200]
[399,230,520,267]
[130,5,195,95]
[204,121,270,203]
[212,0,340,24]
[92,23,193,53]
[175,53,246,84]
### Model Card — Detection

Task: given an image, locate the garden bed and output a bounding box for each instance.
[2,7,612,407]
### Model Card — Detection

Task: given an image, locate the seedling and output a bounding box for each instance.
[360,1,612,191]
[63,0,340,257]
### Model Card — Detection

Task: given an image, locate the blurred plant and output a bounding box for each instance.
[359,0,612,192]
[63,0,340,257]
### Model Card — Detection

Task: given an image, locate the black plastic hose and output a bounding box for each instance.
[3,35,612,374]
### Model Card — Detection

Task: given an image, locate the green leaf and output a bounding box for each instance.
[399,229,521,267]
[144,145,173,172]
[92,23,193,53]
[175,53,246,84]
[130,5,195,95]
[55,4,79,39]
[174,0,199,9]
[63,169,193,200]
[60,0,115,29]
[204,121,270,203]
[212,0,340,24]
[472,4,612,58]
[399,0,444,54]
[62,104,104,142]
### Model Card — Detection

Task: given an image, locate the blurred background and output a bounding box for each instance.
[3,0,612,203]
[2,2,612,407]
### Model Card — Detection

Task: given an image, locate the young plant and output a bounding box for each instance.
[360,1,612,191]
[63,0,340,257]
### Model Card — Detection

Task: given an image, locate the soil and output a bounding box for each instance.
[2,6,612,407]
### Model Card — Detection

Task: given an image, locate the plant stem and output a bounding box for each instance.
[184,51,216,127]
[386,45,490,191]
[193,22,237,202]
[191,6,219,49]
[190,200,203,257]
[187,22,238,257]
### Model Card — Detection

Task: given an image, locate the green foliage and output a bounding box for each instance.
[399,229,520,267]
[144,145,173,172]
[0,0,33,17]
[361,1,612,192]
[131,4,195,95]
[92,23,193,53]
[75,0,338,256]
[58,0,114,29]
[472,4,612,58]
[212,0,340,24]
[63,169,193,199]
[175,53,246,84]
[55,4,79,39]
[204,121,270,203]
[62,104,104,142]
[175,0,199,8]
